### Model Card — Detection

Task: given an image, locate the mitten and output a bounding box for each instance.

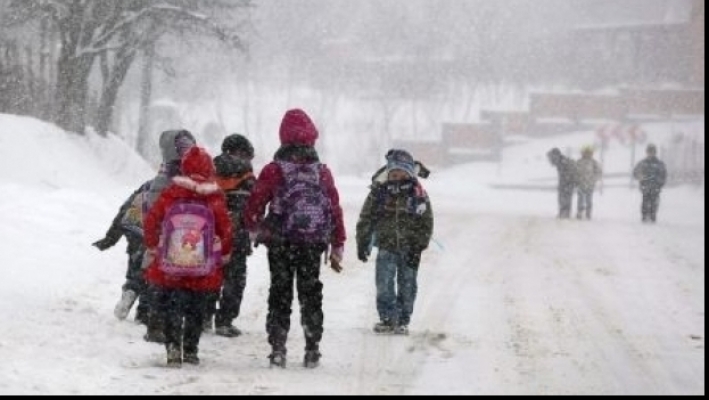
[92,237,117,251]
[248,230,260,248]
[357,245,370,263]
[406,251,422,269]
[329,245,344,273]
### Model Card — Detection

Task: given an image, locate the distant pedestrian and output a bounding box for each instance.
[633,143,667,223]
[547,147,578,219]
[575,146,602,220]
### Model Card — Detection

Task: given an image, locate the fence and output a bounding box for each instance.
[662,133,705,185]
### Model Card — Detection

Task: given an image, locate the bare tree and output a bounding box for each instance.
[5,0,251,135]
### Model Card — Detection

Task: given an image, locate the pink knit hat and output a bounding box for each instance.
[279,109,319,147]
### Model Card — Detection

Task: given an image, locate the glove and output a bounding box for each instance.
[248,230,259,248]
[406,251,422,269]
[92,237,115,251]
[357,245,370,263]
[405,245,425,269]
[328,245,344,273]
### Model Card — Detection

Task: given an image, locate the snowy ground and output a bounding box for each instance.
[0,114,703,395]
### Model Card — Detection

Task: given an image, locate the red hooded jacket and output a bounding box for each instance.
[143,147,233,291]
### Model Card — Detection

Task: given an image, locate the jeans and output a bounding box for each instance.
[375,249,419,326]
[576,187,595,218]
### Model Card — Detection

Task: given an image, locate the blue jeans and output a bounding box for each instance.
[576,187,594,218]
[375,249,419,326]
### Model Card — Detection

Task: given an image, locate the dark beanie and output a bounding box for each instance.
[221,133,254,158]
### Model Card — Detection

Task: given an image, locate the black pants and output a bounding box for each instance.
[266,243,325,353]
[641,189,661,222]
[558,184,575,218]
[155,287,209,355]
[205,253,248,328]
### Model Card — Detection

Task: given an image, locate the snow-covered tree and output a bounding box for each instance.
[4,0,251,135]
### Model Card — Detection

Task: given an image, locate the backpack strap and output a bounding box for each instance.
[216,172,255,191]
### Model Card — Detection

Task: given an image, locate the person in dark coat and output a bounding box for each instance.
[243,108,346,369]
[575,146,603,220]
[93,180,152,325]
[142,129,197,343]
[203,133,256,338]
[547,148,578,219]
[633,143,667,223]
[355,149,434,336]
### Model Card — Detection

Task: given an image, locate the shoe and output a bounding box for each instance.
[576,213,582,220]
[202,317,214,333]
[268,351,287,368]
[215,325,242,338]
[394,325,409,335]
[303,350,321,368]
[183,352,200,365]
[114,290,137,320]
[166,344,182,368]
[134,310,149,326]
[373,321,395,334]
[143,330,166,344]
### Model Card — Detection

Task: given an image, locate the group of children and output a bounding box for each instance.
[547,143,667,223]
[93,108,435,369]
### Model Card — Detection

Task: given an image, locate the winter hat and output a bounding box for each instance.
[386,148,416,178]
[221,133,254,158]
[159,129,196,163]
[547,147,562,161]
[279,109,319,147]
[181,146,215,182]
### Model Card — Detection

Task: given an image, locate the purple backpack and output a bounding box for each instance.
[272,161,334,244]
[158,200,221,277]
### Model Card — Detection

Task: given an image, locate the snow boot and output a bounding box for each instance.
[114,289,137,320]
[373,321,395,334]
[183,351,200,365]
[166,344,182,368]
[215,325,242,338]
[394,325,409,335]
[303,350,321,368]
[202,316,214,333]
[268,350,287,368]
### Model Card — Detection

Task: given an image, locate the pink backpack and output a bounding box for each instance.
[158,200,220,277]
